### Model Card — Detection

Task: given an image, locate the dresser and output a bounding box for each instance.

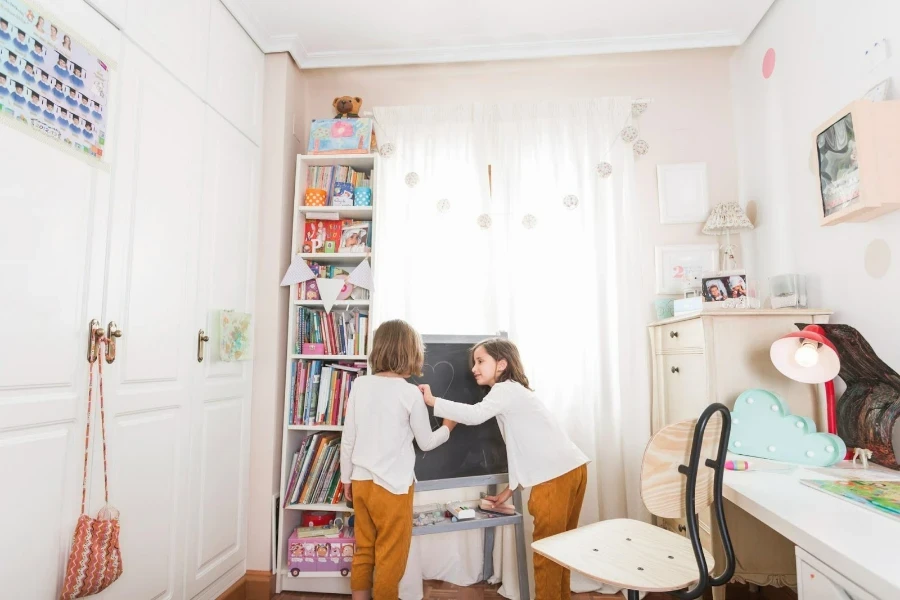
[648,309,832,599]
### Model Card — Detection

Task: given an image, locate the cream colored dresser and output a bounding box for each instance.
[648,309,832,599]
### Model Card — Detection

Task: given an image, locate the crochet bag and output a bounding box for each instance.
[60,339,123,599]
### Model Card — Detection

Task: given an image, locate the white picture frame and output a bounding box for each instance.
[657,162,710,224]
[655,244,719,295]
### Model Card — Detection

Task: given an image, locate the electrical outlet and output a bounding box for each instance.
[864,38,890,71]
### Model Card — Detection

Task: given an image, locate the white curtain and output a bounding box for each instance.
[373,99,651,600]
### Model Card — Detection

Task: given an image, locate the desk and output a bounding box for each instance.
[722,461,900,599]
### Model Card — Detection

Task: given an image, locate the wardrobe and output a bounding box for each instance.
[0,1,263,598]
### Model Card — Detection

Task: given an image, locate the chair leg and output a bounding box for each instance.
[626,590,640,600]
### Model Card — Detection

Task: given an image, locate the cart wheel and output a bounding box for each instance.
[341,568,350,577]
[290,568,300,577]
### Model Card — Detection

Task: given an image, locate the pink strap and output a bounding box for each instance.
[80,338,112,514]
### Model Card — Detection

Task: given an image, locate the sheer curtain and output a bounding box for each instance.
[373,99,651,600]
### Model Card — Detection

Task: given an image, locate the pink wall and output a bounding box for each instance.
[249,47,740,571]
[297,48,741,312]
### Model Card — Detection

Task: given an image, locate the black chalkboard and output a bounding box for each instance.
[406,335,508,481]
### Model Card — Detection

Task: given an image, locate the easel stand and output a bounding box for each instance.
[413,474,530,600]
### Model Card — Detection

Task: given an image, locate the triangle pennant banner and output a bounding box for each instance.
[347,258,373,291]
[280,254,316,287]
[316,278,346,313]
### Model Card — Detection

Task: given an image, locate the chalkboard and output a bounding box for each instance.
[406,335,508,481]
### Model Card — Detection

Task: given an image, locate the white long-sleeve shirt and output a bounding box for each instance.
[340,375,450,495]
[432,381,588,490]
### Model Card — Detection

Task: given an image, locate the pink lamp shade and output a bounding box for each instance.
[770,325,840,384]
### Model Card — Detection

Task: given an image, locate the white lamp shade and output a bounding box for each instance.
[702,202,754,234]
[770,329,840,384]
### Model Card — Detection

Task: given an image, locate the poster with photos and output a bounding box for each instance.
[0,0,110,162]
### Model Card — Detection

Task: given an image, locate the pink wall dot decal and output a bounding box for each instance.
[762,48,776,79]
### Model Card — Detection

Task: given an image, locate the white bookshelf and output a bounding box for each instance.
[275,153,377,594]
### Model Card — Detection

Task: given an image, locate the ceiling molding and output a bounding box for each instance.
[287,31,742,70]
[219,3,747,71]
[217,0,272,53]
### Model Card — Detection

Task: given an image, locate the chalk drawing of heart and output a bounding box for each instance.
[413,361,455,429]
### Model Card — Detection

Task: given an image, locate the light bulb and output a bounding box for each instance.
[795,340,820,368]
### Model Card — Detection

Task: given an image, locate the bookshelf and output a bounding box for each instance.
[275,153,378,594]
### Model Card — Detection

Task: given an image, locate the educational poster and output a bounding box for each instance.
[0,0,110,162]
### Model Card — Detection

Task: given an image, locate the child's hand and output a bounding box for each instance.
[344,482,352,501]
[418,384,436,407]
[442,418,457,432]
[483,487,513,507]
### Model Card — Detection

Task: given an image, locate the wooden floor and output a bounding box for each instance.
[274,580,797,599]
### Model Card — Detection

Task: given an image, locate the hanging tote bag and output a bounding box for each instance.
[60,339,123,599]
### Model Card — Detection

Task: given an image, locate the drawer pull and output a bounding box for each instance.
[669,331,679,338]
[678,524,686,532]
[671,366,680,374]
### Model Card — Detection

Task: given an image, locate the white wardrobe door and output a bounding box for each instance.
[125,0,211,98]
[0,123,109,600]
[183,106,259,599]
[206,0,264,145]
[97,39,205,600]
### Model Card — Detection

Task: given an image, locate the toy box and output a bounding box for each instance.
[287,530,355,577]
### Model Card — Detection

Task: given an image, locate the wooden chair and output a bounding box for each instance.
[532,403,735,600]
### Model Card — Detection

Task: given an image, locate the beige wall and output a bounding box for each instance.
[247,53,305,571]
[731,0,900,369]
[298,48,741,314]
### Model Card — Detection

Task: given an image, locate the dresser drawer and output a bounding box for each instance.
[657,516,712,550]
[662,353,708,425]
[796,547,876,600]
[661,320,705,352]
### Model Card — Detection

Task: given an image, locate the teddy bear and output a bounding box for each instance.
[332,96,377,150]
[333,96,362,118]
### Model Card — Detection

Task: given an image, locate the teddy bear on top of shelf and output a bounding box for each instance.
[332,95,377,150]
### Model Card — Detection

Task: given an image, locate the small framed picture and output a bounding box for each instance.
[657,162,709,224]
[702,273,748,302]
[655,244,719,294]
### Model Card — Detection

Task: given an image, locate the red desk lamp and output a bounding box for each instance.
[770,325,841,434]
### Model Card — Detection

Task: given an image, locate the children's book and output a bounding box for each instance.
[338,220,370,253]
[332,182,354,207]
[801,479,900,521]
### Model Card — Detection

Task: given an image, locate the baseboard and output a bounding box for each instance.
[216,571,275,600]
[216,576,246,600]
[246,570,276,600]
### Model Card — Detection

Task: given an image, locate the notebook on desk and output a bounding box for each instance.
[801,479,900,521]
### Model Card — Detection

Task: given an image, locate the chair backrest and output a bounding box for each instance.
[640,410,723,519]
[640,403,735,600]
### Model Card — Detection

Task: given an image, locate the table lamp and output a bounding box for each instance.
[769,325,841,435]
[702,202,754,271]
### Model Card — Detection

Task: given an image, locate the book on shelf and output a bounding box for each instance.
[289,360,367,426]
[304,165,371,208]
[298,263,369,301]
[302,219,372,254]
[295,307,369,356]
[284,432,345,508]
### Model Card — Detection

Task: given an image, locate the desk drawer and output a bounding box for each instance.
[796,547,875,600]
[661,320,704,352]
[658,516,711,550]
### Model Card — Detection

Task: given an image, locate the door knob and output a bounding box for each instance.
[198,329,210,363]
[87,319,104,363]
[106,321,123,363]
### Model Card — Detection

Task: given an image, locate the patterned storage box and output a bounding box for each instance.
[287,531,355,577]
[305,188,327,207]
[354,187,372,207]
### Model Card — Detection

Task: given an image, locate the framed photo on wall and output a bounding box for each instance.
[655,244,719,295]
[657,162,710,224]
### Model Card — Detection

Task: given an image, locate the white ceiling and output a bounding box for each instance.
[222,0,775,69]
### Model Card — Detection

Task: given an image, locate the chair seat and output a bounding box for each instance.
[531,518,715,593]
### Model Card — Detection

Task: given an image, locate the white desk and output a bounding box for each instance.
[723,460,900,599]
